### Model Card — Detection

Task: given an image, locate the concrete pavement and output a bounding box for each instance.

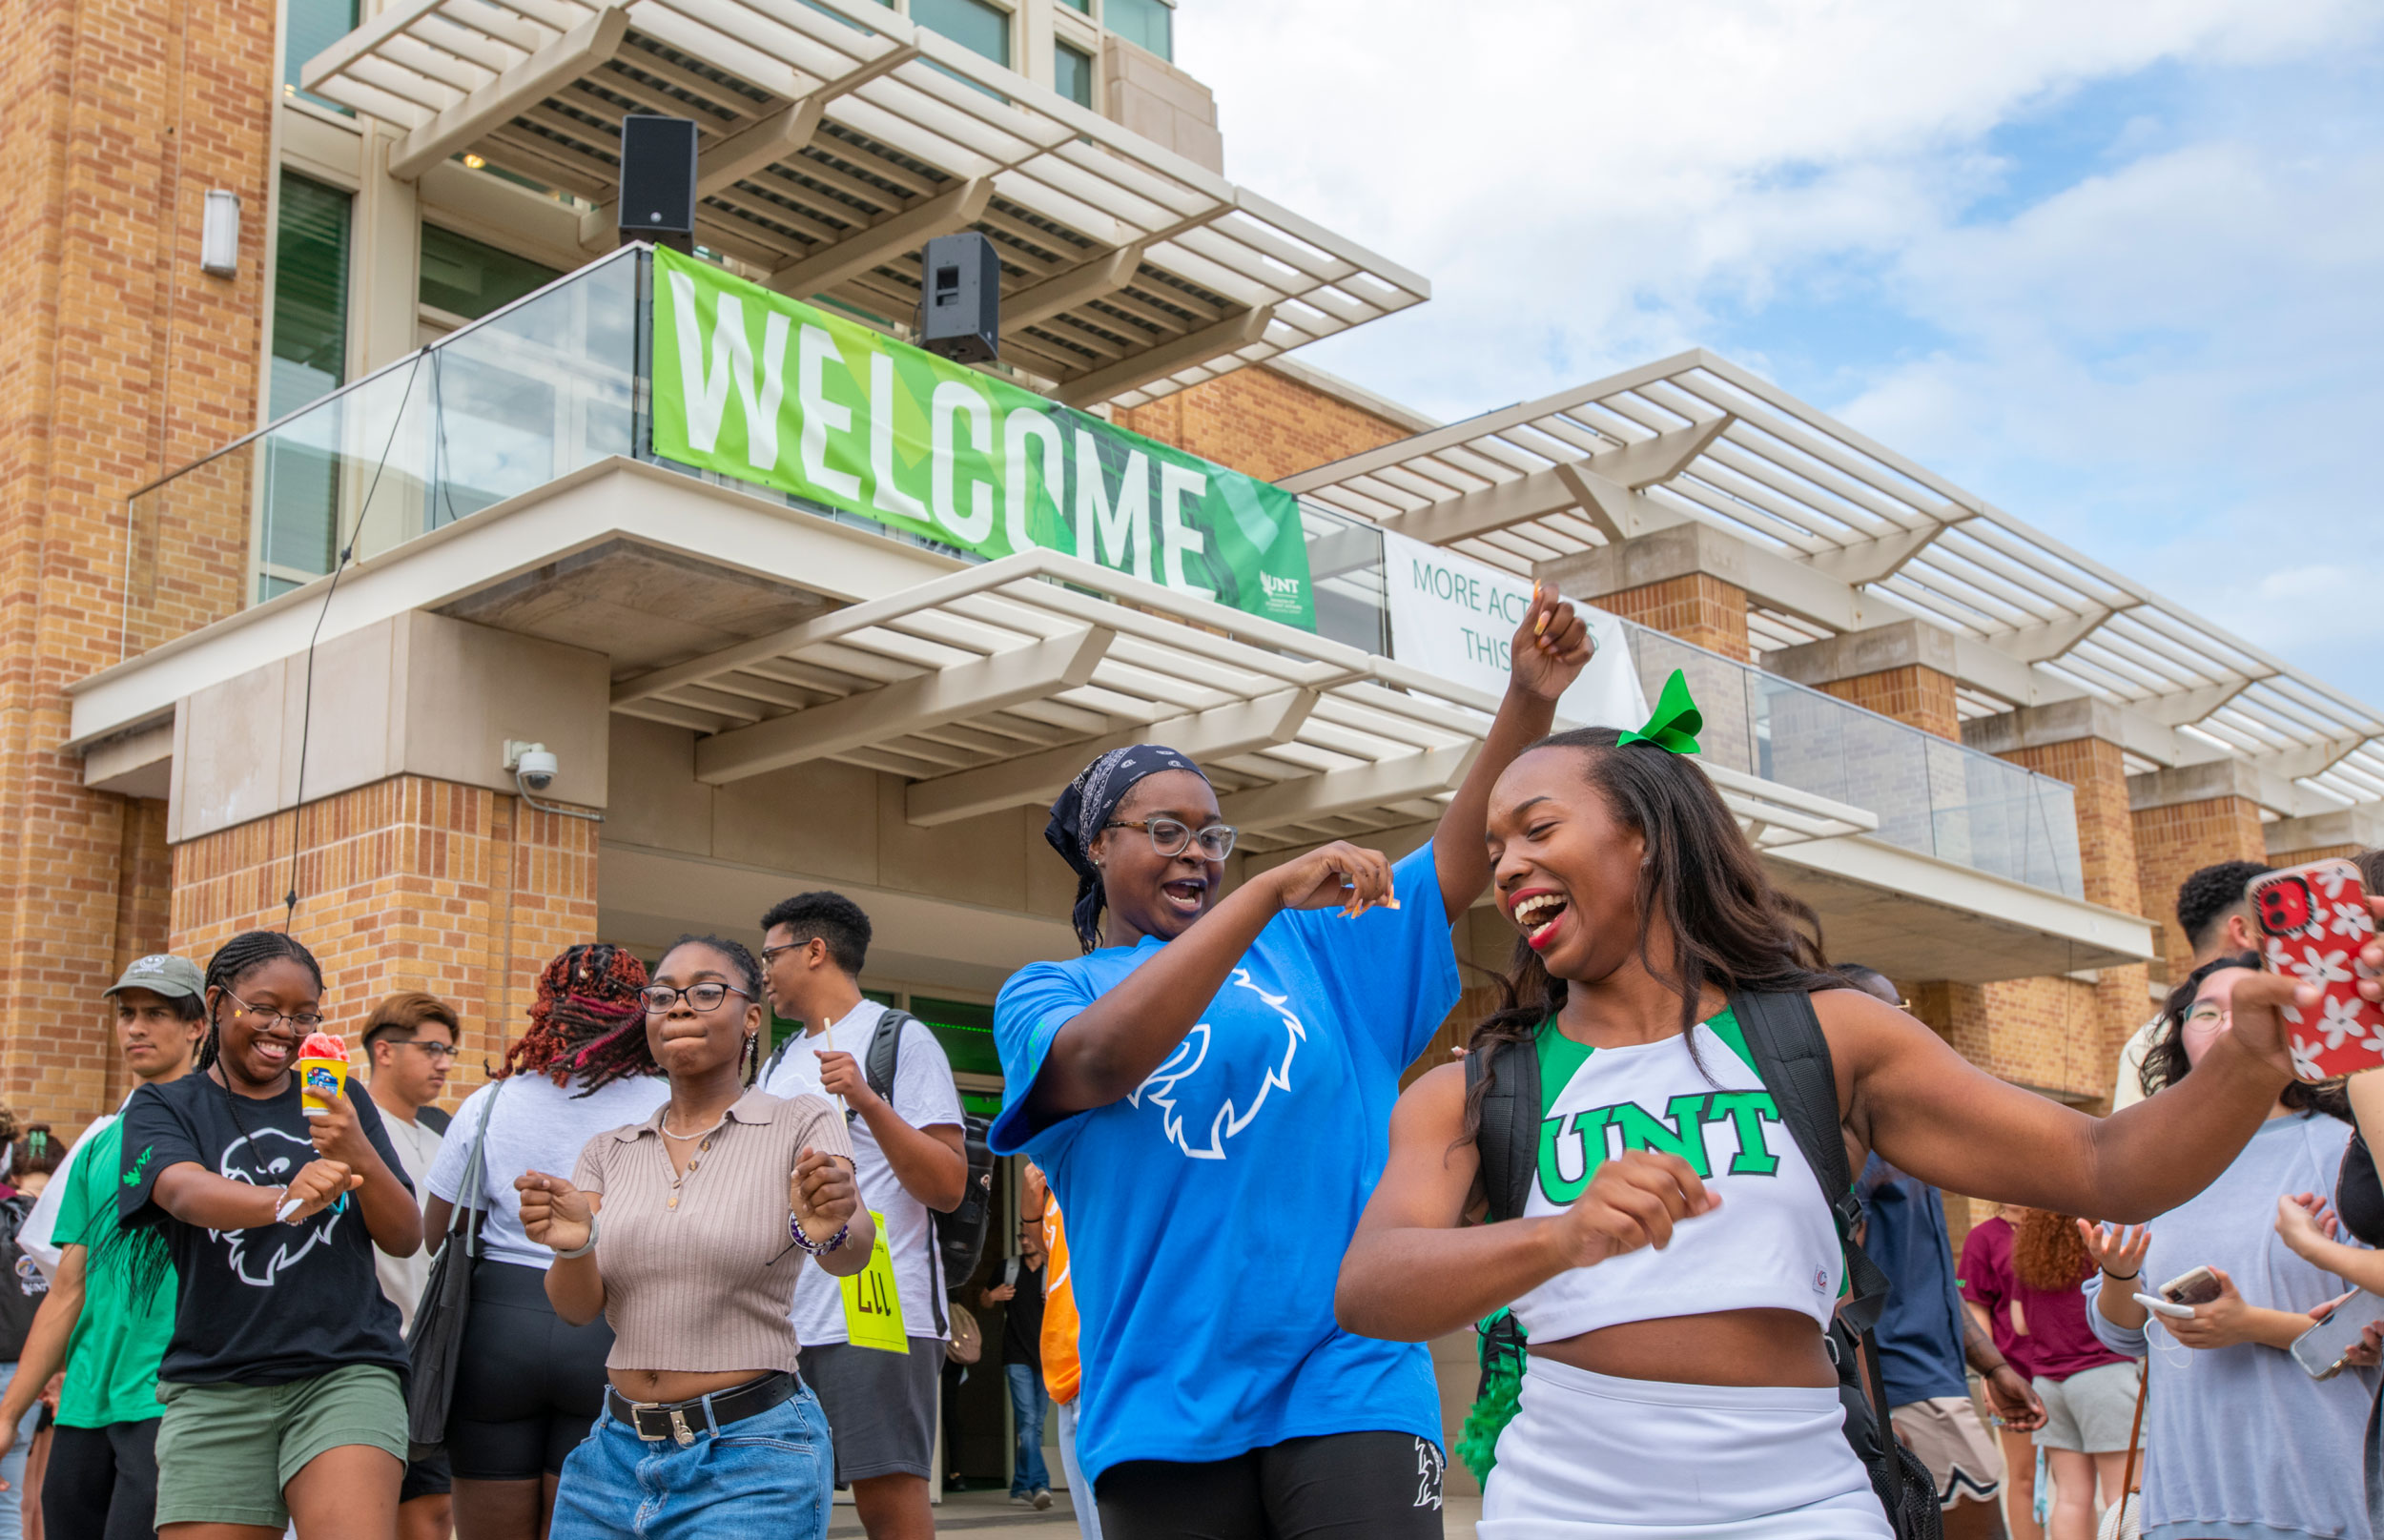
[831,1488,1487,1535]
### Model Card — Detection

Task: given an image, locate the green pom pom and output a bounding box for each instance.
[1455,1310,1527,1486]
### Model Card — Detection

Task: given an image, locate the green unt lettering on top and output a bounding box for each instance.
[648,246,1316,630]
[1536,1091,1786,1203]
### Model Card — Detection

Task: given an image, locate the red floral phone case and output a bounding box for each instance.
[2250,859,2384,1081]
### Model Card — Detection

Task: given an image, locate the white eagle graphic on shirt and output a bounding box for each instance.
[1127,969,1305,1160]
[211,1126,343,1286]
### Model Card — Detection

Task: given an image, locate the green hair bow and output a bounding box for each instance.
[1618,668,1702,755]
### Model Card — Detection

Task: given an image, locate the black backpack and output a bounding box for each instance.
[1466,990,1942,1540]
[0,1192,48,1362]
[766,1009,995,1333]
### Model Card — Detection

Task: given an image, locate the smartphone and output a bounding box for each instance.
[2291,1291,2384,1379]
[2160,1265,2222,1307]
[2249,860,2384,1080]
[2133,1292,2196,1320]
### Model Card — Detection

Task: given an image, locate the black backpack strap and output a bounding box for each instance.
[1467,1034,1541,1223]
[866,1008,910,1105]
[1730,990,1915,1527]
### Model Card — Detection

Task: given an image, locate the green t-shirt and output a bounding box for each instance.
[52,1119,175,1427]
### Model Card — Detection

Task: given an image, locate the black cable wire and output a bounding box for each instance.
[281,351,429,932]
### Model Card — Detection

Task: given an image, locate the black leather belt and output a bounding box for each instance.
[606,1370,799,1446]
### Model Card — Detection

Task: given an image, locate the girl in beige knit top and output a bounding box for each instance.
[516,934,872,1540]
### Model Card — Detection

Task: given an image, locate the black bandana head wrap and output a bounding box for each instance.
[1045,744,1208,951]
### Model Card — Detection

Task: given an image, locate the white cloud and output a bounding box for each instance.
[1179,0,2384,691]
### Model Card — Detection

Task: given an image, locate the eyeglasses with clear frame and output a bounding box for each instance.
[396,1038,460,1062]
[641,982,751,1014]
[1101,817,1238,861]
[221,988,325,1037]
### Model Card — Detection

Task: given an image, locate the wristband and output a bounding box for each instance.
[790,1214,850,1255]
[2102,1268,2141,1283]
[553,1213,600,1261]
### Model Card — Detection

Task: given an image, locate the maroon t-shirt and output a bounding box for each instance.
[1960,1216,2128,1383]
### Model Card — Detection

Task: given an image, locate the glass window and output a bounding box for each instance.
[910,996,1003,1079]
[420,224,562,323]
[911,0,1010,67]
[1105,0,1171,60]
[282,0,360,113]
[1054,41,1093,108]
[261,173,352,591]
[1058,0,1088,10]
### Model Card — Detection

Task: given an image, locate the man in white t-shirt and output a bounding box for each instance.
[760,892,968,1540]
[360,990,457,1540]
[2111,859,2271,1110]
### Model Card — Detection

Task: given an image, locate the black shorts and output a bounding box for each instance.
[446,1259,615,1481]
[42,1420,160,1540]
[401,1448,453,1502]
[1097,1429,1446,1540]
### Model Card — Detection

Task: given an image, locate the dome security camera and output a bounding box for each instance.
[517,749,560,791]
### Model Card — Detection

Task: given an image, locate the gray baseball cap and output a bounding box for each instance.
[104,954,204,1001]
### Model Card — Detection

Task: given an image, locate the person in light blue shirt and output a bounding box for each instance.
[990,589,1593,1540]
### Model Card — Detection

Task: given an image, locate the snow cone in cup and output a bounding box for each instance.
[298,1031,348,1118]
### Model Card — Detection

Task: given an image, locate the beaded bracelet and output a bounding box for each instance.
[789,1214,850,1255]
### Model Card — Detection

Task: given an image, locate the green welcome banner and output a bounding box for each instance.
[649,246,1315,629]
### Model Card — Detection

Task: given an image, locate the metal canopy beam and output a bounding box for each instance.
[385,6,630,180]
[1220,743,1480,830]
[1052,305,1273,408]
[767,176,996,300]
[692,625,1115,784]
[905,687,1318,827]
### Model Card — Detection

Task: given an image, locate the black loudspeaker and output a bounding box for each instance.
[917,232,1000,364]
[618,115,698,251]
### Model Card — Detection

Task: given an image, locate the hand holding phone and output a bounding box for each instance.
[2133,1292,2195,1320]
[2249,860,2384,1079]
[2292,1290,2384,1379]
[2160,1264,2223,1307]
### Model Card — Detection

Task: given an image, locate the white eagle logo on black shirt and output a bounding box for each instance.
[211,1126,341,1286]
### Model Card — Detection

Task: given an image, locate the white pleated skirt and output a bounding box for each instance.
[1478,1358,1896,1539]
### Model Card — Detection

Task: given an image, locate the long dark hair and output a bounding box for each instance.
[2141,951,2349,1119]
[1463,729,1836,1135]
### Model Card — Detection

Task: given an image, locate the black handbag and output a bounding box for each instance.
[404,1083,503,1459]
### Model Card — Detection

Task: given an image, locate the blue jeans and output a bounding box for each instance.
[1005,1364,1051,1497]
[0,1362,43,1540]
[549,1381,831,1540]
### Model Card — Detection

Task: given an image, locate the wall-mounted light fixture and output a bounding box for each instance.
[199,190,240,277]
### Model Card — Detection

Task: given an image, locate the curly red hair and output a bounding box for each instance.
[2011,1206,2092,1292]
[502,943,656,1095]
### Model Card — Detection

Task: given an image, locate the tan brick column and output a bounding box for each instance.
[1537,524,1754,663]
[1960,701,2151,1115]
[0,0,276,1134]
[169,777,601,1113]
[2127,761,2271,982]
[1767,621,1962,740]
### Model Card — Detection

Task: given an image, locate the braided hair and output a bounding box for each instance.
[197,931,326,1074]
[503,943,657,1097]
[656,934,768,1086]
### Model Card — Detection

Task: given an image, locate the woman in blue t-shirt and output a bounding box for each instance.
[990,589,1593,1538]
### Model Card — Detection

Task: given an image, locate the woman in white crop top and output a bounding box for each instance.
[1336,709,2330,1539]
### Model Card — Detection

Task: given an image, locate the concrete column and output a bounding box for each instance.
[1536,524,1754,664]
[2264,806,2384,869]
[169,776,600,1114]
[1766,621,1961,741]
[2127,760,2269,981]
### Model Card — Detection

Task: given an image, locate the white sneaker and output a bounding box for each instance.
[1033,1489,1054,1510]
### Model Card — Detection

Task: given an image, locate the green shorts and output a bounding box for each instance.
[154,1364,408,1529]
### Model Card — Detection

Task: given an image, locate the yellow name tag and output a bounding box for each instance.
[840,1209,908,1353]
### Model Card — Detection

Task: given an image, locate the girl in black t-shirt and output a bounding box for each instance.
[118,930,421,1539]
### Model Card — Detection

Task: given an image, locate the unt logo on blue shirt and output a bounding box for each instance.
[1536,1091,1784,1203]
[1128,969,1305,1160]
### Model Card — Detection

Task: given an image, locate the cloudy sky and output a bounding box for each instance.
[1178,1,2384,695]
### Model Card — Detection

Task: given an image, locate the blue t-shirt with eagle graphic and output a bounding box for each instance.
[119,1070,412,1386]
[991,839,1458,1485]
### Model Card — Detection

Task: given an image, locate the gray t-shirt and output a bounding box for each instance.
[425,1072,670,1271]
[2086,1111,2375,1540]
[759,1000,964,1344]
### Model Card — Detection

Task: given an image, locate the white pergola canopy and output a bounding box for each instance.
[1284,350,2384,813]
[607,546,1879,851]
[299,0,1426,409]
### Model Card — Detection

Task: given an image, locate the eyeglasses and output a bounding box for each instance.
[396,1039,459,1062]
[759,942,809,965]
[1101,817,1237,861]
[222,989,325,1036]
[641,983,750,1014]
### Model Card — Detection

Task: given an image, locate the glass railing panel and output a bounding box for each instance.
[122,247,644,659]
